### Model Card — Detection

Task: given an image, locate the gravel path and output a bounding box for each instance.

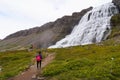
[8,53,55,80]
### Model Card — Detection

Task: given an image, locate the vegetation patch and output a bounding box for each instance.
[42,45,120,80]
[0,50,36,80]
[111,14,120,26]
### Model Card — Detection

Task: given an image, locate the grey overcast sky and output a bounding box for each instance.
[0,0,112,39]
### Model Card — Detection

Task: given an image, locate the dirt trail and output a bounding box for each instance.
[8,53,55,80]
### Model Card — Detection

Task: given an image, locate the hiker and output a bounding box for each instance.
[36,51,42,69]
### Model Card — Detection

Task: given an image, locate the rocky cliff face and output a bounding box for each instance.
[108,0,120,39]
[0,7,92,50]
[112,0,120,12]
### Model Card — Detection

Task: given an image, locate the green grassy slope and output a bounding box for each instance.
[0,50,35,80]
[42,44,120,80]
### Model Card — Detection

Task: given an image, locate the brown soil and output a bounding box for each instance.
[8,53,55,80]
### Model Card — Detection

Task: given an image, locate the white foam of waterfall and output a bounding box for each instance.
[49,3,119,48]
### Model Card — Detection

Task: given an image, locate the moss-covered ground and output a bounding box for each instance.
[0,50,35,80]
[42,44,120,80]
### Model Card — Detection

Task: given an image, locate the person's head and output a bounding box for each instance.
[38,51,41,54]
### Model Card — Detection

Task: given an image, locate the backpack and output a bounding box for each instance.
[36,55,41,61]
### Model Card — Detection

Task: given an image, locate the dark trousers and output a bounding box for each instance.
[37,60,41,69]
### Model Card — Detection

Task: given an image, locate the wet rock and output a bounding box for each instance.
[112,0,120,12]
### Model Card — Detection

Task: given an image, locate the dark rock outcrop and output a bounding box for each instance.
[0,7,92,50]
[109,13,120,38]
[109,0,120,39]
[112,0,120,12]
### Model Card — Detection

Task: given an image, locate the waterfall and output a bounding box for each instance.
[49,3,119,48]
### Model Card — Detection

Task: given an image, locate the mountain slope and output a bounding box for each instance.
[0,7,92,51]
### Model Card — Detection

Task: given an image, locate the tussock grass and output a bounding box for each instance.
[0,50,35,80]
[43,45,120,80]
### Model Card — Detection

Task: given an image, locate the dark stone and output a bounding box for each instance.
[112,0,120,12]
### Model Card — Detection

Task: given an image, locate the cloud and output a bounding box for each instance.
[0,0,112,39]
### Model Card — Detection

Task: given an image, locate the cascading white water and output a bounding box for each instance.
[49,3,119,48]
